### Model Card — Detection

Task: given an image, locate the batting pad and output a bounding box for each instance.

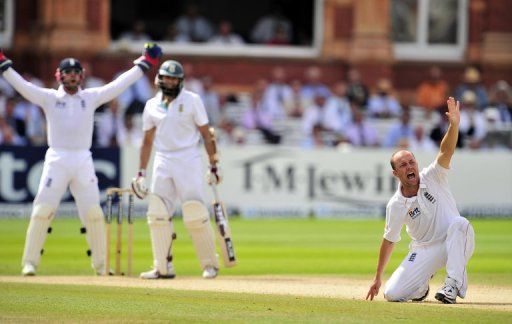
[147,194,173,275]
[22,204,55,267]
[85,205,106,274]
[182,200,219,269]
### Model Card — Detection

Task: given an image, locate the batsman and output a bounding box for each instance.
[131,59,224,279]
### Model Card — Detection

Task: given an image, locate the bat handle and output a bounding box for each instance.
[211,182,220,202]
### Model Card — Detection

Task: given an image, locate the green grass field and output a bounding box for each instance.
[1,218,511,322]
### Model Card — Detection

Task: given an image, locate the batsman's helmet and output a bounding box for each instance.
[157,60,185,97]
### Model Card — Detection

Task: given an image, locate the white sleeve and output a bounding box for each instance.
[422,160,449,187]
[2,69,50,107]
[91,66,143,108]
[193,95,209,126]
[383,200,406,243]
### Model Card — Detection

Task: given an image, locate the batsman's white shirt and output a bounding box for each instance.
[2,66,144,214]
[384,160,459,247]
[142,89,209,211]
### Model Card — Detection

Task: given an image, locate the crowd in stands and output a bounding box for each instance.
[1,61,511,151]
[117,4,298,46]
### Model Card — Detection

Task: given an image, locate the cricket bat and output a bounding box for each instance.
[211,183,236,267]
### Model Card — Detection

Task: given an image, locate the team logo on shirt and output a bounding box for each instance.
[81,100,86,109]
[424,191,436,204]
[408,252,417,262]
[408,207,421,219]
[178,104,184,112]
[56,101,66,109]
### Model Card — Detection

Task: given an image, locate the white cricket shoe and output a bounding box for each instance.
[22,263,36,276]
[202,266,218,279]
[140,262,176,279]
[435,277,458,304]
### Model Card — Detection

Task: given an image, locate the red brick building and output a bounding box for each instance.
[5,0,512,101]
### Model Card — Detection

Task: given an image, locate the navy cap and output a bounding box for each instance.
[58,58,83,71]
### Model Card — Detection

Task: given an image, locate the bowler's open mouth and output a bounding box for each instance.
[407,172,416,180]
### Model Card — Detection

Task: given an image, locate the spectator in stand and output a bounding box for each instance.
[284,79,308,118]
[409,124,437,152]
[346,68,369,109]
[163,23,190,43]
[118,20,152,42]
[81,61,106,89]
[430,109,464,149]
[343,108,379,147]
[96,99,123,147]
[117,113,143,147]
[3,96,26,141]
[454,67,488,110]
[302,123,329,149]
[200,76,222,127]
[209,20,245,45]
[368,78,402,118]
[242,80,281,144]
[174,4,214,42]
[459,90,487,149]
[0,75,15,98]
[323,81,352,135]
[267,24,291,45]
[0,116,25,145]
[13,95,46,146]
[182,63,204,96]
[384,109,414,148]
[264,66,292,120]
[301,66,330,101]
[488,80,512,126]
[302,92,331,136]
[416,66,449,114]
[217,119,246,146]
[251,4,293,44]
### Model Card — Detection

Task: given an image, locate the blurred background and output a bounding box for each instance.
[0,0,511,218]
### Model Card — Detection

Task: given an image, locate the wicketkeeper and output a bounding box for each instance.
[132,59,222,279]
[366,97,475,304]
[0,43,162,276]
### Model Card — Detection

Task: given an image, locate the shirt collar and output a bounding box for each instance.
[395,175,427,206]
[56,85,84,99]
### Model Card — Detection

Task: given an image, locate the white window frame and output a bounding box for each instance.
[0,0,14,48]
[109,0,324,59]
[393,0,468,61]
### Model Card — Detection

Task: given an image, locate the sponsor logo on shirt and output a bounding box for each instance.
[408,207,421,219]
[424,191,436,204]
[81,100,86,110]
[45,177,52,188]
[56,101,66,109]
[408,252,417,262]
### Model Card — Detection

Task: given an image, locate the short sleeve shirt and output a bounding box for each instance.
[142,89,209,152]
[384,161,460,246]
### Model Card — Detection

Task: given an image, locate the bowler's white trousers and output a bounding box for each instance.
[384,217,475,301]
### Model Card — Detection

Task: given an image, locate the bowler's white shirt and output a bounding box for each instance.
[384,161,460,247]
[3,67,143,150]
[142,89,208,152]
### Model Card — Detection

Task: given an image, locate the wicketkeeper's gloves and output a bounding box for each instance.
[0,51,13,73]
[134,43,162,72]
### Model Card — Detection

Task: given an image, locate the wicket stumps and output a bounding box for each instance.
[105,188,134,276]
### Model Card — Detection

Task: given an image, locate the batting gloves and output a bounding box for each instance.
[207,165,223,185]
[134,42,162,72]
[0,51,13,73]
[131,169,149,199]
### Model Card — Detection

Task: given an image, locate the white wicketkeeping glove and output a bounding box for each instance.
[206,165,223,185]
[131,170,148,199]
